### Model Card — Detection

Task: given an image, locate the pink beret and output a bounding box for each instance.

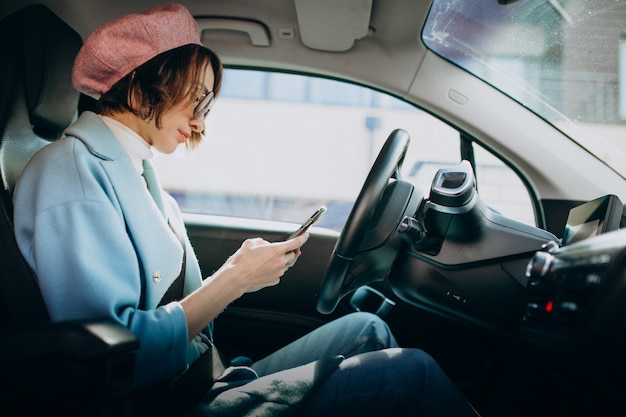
[72,3,201,99]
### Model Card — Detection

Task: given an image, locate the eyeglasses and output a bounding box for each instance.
[193,90,215,120]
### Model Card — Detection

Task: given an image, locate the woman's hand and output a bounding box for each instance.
[218,234,309,294]
[181,233,309,340]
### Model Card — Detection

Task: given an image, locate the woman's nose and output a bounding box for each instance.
[189,116,204,133]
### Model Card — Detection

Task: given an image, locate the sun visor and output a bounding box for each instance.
[295,0,372,52]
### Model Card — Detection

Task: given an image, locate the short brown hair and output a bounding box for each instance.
[99,44,223,148]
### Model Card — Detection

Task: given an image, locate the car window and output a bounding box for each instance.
[153,68,536,230]
[472,142,535,226]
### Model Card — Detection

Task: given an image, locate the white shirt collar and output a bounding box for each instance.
[99,115,153,175]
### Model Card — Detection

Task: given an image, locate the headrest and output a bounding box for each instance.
[0,4,82,135]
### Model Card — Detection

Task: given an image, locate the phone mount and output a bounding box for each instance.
[398,160,479,254]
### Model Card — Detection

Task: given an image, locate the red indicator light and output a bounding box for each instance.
[545,301,553,312]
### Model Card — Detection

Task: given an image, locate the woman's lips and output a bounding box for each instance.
[179,129,190,143]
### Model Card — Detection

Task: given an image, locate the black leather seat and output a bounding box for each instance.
[0,5,138,416]
[0,2,73,325]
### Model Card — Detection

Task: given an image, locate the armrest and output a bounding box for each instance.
[0,319,139,414]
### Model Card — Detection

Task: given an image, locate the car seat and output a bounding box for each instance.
[0,5,138,416]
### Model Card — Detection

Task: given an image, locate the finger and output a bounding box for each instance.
[285,250,299,268]
[277,233,309,253]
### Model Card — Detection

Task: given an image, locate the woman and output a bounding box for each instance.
[13,4,478,416]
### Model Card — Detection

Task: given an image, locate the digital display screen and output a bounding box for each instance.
[563,220,600,244]
[562,195,623,245]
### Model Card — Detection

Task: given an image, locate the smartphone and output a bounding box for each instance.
[287,205,327,239]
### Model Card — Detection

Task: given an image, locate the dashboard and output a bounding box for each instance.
[383,161,625,358]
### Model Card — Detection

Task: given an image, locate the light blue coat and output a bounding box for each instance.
[13,111,210,390]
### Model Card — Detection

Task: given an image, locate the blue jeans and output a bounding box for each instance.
[250,312,478,417]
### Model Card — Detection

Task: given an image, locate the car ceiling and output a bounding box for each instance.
[0,0,431,99]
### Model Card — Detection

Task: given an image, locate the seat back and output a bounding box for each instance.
[0,11,142,415]
[0,4,82,326]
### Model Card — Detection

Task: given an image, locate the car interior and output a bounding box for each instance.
[1,1,626,416]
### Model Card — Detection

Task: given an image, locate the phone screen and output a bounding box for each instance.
[287,205,327,239]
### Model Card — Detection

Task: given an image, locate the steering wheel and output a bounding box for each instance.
[317,129,410,314]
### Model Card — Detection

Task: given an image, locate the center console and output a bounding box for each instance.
[521,195,626,350]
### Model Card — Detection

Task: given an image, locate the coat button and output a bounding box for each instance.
[153,271,161,283]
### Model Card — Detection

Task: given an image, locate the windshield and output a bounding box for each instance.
[423,0,626,178]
